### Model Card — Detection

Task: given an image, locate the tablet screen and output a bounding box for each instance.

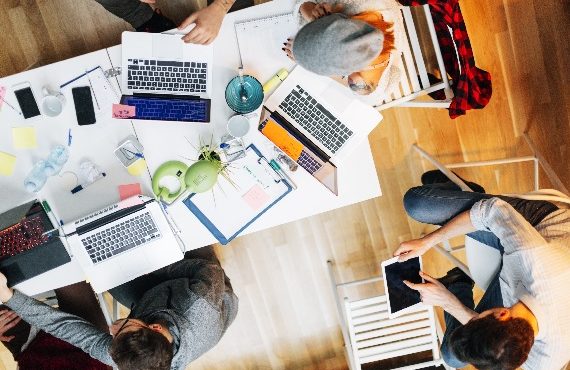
[384,257,422,314]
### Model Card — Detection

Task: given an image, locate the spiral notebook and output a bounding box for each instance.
[182,145,292,244]
[234,12,297,83]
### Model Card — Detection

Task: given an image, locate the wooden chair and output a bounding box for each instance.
[373,5,453,111]
[327,260,452,370]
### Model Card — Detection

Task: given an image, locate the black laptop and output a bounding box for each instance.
[0,200,71,287]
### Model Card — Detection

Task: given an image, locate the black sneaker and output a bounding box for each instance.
[136,9,176,33]
[421,169,486,193]
[437,267,474,289]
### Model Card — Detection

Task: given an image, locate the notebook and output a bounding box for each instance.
[234,13,297,83]
[183,145,292,244]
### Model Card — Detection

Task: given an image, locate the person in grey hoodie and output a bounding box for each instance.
[0,247,238,370]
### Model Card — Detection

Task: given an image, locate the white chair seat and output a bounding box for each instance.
[464,237,502,291]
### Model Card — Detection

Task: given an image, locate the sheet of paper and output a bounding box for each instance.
[118,183,142,200]
[0,86,6,110]
[63,67,120,117]
[242,184,271,211]
[112,104,136,119]
[261,119,303,160]
[0,151,17,176]
[12,127,37,149]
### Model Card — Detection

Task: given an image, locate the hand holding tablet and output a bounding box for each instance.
[381,256,424,318]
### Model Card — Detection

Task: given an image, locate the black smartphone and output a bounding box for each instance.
[13,83,41,119]
[72,86,96,125]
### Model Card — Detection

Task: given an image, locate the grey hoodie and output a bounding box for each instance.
[6,258,238,369]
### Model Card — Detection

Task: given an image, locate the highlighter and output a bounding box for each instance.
[263,68,289,94]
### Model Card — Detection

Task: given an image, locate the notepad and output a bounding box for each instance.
[0,151,17,176]
[12,127,37,149]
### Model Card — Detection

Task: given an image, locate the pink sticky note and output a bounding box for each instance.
[112,104,136,119]
[119,183,142,201]
[0,86,6,109]
[119,196,144,209]
[242,184,271,211]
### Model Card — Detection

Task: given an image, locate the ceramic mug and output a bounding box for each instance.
[41,86,66,117]
[227,114,251,138]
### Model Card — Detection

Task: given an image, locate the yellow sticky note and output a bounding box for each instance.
[0,151,17,176]
[127,158,147,176]
[12,127,37,149]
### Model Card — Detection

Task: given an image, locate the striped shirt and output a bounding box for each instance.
[470,198,570,370]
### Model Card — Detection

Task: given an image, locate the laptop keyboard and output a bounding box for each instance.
[81,212,161,264]
[278,85,353,154]
[0,216,47,259]
[297,150,323,174]
[127,59,208,93]
[121,96,209,122]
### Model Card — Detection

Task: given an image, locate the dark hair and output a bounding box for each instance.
[450,315,534,370]
[110,327,174,370]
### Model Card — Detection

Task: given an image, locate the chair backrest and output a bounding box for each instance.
[374,5,453,111]
[344,295,441,370]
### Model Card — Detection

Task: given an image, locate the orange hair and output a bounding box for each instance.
[351,11,396,66]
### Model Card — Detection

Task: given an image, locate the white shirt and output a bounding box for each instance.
[470,198,570,370]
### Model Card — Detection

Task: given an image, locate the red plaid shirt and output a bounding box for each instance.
[398,0,492,118]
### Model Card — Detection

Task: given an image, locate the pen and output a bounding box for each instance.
[71,172,107,194]
[60,66,100,89]
[67,128,72,146]
[0,95,22,115]
[269,159,297,190]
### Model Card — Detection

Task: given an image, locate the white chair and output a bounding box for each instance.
[97,293,122,326]
[327,260,453,370]
[373,5,454,111]
[412,143,570,290]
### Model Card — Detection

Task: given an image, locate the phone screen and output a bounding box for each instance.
[14,87,41,119]
[72,86,96,125]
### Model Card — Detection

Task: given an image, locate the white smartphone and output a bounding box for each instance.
[381,256,424,318]
[13,82,40,119]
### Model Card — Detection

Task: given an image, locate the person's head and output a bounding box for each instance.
[292,13,384,77]
[109,317,174,370]
[450,307,535,370]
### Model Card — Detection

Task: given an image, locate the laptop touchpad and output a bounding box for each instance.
[321,81,351,114]
[153,35,183,59]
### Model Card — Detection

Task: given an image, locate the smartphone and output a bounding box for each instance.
[13,82,40,119]
[72,86,96,125]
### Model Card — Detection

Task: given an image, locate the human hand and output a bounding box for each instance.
[404,271,457,309]
[282,38,295,61]
[0,309,21,342]
[301,2,344,21]
[139,0,156,3]
[0,273,14,303]
[393,236,435,262]
[178,1,228,45]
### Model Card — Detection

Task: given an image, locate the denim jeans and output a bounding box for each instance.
[403,182,558,367]
[94,0,154,28]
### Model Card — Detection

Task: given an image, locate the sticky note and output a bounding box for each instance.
[127,158,147,176]
[119,183,142,201]
[0,86,6,110]
[112,104,136,119]
[0,151,16,176]
[261,119,303,160]
[242,184,271,211]
[12,126,37,149]
[119,196,144,210]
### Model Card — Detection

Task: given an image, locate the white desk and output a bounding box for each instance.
[0,0,381,294]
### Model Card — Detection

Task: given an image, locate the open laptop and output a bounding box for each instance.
[120,31,213,123]
[259,66,383,194]
[0,200,71,287]
[62,195,184,293]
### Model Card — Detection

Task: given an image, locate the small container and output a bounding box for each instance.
[225,75,264,114]
[220,134,247,162]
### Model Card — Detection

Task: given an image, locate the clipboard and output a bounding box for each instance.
[182,144,292,244]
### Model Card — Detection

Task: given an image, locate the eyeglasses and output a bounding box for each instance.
[115,303,135,336]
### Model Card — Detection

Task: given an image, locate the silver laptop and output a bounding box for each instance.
[261,66,383,194]
[119,32,214,123]
[62,195,184,293]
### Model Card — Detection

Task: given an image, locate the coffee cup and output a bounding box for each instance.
[41,86,66,117]
[227,115,251,138]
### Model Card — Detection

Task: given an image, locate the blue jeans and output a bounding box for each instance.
[403,182,557,367]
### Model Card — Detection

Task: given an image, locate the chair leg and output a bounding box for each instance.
[97,293,113,326]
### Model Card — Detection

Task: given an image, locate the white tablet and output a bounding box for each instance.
[381,256,424,318]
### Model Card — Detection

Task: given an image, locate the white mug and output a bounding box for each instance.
[41,86,66,117]
[227,114,250,138]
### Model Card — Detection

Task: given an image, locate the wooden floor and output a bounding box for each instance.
[0,0,569,369]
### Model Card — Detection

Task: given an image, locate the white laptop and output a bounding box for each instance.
[260,66,382,194]
[62,195,184,293]
[119,31,214,123]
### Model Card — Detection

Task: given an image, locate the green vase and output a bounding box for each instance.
[184,159,219,193]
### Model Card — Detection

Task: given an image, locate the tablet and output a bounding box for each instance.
[381,256,424,318]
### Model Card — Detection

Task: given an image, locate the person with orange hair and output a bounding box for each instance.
[283,0,402,95]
